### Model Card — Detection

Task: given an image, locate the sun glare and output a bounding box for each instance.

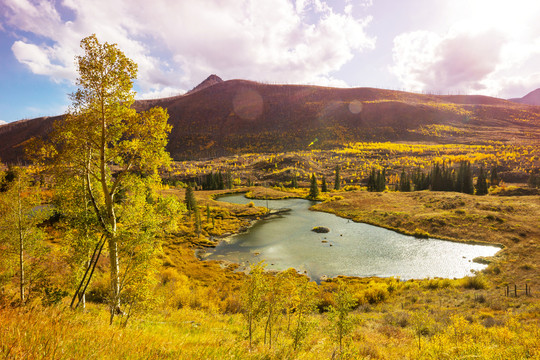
[449,0,539,36]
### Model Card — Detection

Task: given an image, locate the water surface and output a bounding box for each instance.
[204,194,499,281]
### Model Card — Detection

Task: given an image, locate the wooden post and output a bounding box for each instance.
[514,284,517,297]
[506,285,509,297]
[525,284,528,296]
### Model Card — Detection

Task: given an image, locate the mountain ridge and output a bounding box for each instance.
[1,78,540,163]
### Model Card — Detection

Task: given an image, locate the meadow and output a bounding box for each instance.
[1,141,539,359]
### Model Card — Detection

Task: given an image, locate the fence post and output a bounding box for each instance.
[514,284,517,297]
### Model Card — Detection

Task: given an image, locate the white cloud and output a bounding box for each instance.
[391,30,505,95]
[391,1,540,97]
[0,120,7,125]
[137,87,186,100]
[3,0,375,95]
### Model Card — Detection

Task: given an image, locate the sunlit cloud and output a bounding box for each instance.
[391,0,540,97]
[3,0,375,96]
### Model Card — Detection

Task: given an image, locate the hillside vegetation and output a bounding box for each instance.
[1,78,540,163]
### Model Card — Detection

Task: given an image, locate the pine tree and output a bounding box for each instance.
[334,165,341,190]
[490,167,500,186]
[184,183,197,213]
[308,174,319,199]
[321,176,328,192]
[476,166,488,195]
[291,172,298,188]
[431,163,443,191]
[225,169,233,189]
[463,162,474,194]
[399,169,411,192]
[377,169,386,192]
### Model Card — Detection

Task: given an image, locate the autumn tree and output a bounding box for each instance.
[46,35,172,318]
[242,262,267,350]
[327,281,356,353]
[0,168,50,305]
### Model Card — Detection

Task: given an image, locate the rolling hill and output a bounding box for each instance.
[1,77,540,163]
[509,88,540,106]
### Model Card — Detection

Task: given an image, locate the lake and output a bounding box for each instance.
[203,194,500,281]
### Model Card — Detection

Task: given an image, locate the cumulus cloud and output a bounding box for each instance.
[0,120,7,125]
[391,0,540,97]
[391,30,506,95]
[3,0,375,96]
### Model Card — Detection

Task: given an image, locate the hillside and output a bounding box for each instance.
[1,78,540,162]
[509,88,540,106]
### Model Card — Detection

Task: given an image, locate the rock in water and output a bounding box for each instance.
[312,226,330,233]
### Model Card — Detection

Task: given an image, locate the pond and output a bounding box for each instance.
[203,194,500,281]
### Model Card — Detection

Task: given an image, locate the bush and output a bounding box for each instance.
[363,283,389,304]
[413,228,430,238]
[461,275,488,290]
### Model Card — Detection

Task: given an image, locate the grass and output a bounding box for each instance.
[1,281,539,359]
[2,142,539,359]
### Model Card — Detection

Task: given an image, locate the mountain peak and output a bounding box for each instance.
[188,74,224,94]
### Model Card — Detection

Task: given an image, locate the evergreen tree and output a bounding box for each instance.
[225,169,233,189]
[217,170,224,190]
[528,170,540,188]
[431,163,444,191]
[377,168,386,192]
[184,183,197,213]
[399,169,411,192]
[194,205,201,237]
[334,165,341,190]
[460,162,474,194]
[321,175,328,192]
[476,166,488,195]
[308,173,319,199]
[367,168,376,192]
[490,167,500,186]
[291,172,298,188]
[368,168,386,192]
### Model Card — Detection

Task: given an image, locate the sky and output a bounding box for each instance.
[1,0,540,124]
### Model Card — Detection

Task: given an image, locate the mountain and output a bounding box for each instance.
[509,88,540,106]
[187,74,223,94]
[1,77,540,163]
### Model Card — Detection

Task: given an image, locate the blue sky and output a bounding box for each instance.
[1,0,540,124]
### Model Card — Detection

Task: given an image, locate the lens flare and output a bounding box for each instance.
[233,88,263,120]
[348,100,363,114]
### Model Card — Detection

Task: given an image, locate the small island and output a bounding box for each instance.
[312,226,330,233]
